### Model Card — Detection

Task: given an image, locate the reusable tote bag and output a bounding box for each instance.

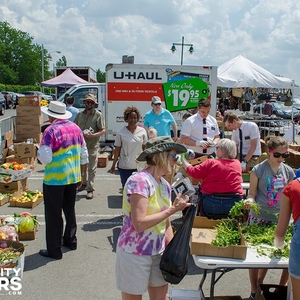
[160,204,196,284]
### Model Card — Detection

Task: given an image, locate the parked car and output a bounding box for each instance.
[0,92,6,115]
[0,91,14,109]
[22,91,53,102]
[253,101,300,121]
[293,97,300,110]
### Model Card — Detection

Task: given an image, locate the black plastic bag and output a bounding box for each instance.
[160,204,196,284]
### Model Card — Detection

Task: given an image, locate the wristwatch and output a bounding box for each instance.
[243,159,248,163]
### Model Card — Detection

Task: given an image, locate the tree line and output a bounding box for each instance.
[0,21,105,89]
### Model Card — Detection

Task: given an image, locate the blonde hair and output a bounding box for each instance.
[148,127,157,139]
[146,151,172,173]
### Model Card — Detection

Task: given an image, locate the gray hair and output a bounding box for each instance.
[217,138,237,159]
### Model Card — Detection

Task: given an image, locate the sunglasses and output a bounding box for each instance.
[85,101,94,105]
[169,153,179,161]
[153,103,161,106]
[269,149,289,158]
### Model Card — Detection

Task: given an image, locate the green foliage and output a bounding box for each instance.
[211,219,241,247]
[0,21,42,85]
[229,200,260,219]
[96,69,106,83]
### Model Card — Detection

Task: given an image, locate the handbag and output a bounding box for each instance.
[160,204,196,284]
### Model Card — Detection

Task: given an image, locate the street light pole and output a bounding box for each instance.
[171,36,194,65]
[41,45,61,92]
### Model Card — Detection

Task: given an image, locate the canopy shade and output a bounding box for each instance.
[217,55,293,89]
[41,68,89,87]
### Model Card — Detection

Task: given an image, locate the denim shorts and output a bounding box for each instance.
[202,194,242,216]
[289,219,300,279]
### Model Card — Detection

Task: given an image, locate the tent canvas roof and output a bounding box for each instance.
[41,68,89,87]
[217,55,293,89]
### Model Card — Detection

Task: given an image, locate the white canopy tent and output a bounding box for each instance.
[217,55,294,89]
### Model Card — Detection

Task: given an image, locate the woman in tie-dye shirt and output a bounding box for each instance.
[115,136,190,300]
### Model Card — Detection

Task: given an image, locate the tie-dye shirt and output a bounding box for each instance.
[41,119,86,185]
[117,169,172,255]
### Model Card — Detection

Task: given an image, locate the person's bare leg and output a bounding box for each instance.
[121,292,142,300]
[148,284,168,300]
[257,269,268,284]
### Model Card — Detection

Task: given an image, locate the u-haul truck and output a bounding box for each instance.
[57,63,218,143]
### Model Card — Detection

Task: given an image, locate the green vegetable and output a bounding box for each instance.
[229,200,260,219]
[211,219,241,247]
[19,217,35,233]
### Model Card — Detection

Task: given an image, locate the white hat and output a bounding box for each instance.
[151,96,162,105]
[41,101,72,120]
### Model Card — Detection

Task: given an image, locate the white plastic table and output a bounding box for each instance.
[193,246,288,300]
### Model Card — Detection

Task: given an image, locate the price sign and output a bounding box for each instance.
[163,77,209,112]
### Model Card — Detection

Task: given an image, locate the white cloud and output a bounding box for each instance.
[0,0,300,84]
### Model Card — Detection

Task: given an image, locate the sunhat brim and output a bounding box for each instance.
[136,142,187,161]
[41,105,72,120]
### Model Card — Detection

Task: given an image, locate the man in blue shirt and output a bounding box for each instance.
[65,96,79,122]
[144,96,178,141]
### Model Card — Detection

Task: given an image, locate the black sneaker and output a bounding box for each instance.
[249,293,255,300]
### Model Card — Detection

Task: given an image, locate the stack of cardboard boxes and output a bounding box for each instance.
[15,95,43,144]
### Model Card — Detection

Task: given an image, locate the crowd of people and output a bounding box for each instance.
[36,94,299,300]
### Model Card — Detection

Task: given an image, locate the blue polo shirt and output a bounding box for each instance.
[144,108,175,137]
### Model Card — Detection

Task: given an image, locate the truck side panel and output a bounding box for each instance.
[105,64,217,142]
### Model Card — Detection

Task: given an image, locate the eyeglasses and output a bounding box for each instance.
[153,103,161,106]
[269,149,289,158]
[169,153,179,161]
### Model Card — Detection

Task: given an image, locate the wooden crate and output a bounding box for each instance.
[97,155,108,168]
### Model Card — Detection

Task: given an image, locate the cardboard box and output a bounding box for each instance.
[4,156,36,168]
[0,239,25,278]
[14,143,37,158]
[0,195,10,206]
[4,130,13,148]
[18,228,36,240]
[190,216,247,259]
[15,115,42,126]
[0,178,28,194]
[0,163,32,176]
[97,155,108,168]
[0,172,31,183]
[15,124,41,135]
[18,216,37,240]
[18,95,41,106]
[16,105,42,116]
[255,284,287,300]
[11,196,43,209]
[169,289,205,299]
[15,133,43,144]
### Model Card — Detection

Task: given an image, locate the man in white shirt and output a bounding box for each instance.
[223,112,261,171]
[180,98,220,157]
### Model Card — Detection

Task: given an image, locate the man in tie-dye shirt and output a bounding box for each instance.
[38,101,88,260]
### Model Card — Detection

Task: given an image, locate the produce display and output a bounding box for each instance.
[11,190,43,203]
[0,192,11,200]
[210,200,291,258]
[0,240,24,264]
[0,162,28,171]
[41,99,49,106]
[0,212,38,237]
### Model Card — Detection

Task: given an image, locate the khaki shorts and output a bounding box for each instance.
[115,246,167,295]
[242,155,259,171]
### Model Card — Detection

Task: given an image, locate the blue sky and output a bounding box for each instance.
[1,0,300,85]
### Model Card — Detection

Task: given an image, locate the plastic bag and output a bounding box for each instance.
[160,204,196,284]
